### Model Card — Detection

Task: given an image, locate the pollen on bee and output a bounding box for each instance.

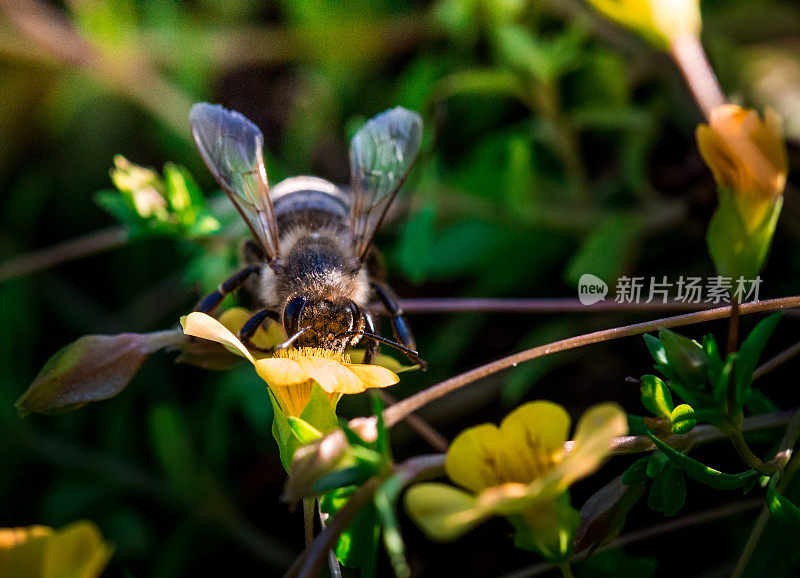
[273,347,351,364]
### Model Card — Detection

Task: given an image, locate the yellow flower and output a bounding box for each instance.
[182,311,399,416]
[697,105,788,231]
[0,521,113,578]
[404,401,627,553]
[586,0,700,50]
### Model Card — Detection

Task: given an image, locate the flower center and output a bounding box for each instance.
[273,347,350,364]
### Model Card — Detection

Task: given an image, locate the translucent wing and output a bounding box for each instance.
[349,107,422,262]
[190,102,281,262]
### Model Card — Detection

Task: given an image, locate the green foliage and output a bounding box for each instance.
[647,433,760,491]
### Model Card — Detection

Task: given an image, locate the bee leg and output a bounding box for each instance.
[371,282,416,351]
[239,308,281,352]
[361,311,379,364]
[193,266,261,313]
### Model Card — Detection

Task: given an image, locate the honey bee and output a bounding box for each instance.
[189,103,424,366]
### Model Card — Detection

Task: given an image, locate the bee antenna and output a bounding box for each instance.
[335,331,427,370]
[275,326,310,352]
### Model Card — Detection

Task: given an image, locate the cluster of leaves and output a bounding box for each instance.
[621,316,783,519]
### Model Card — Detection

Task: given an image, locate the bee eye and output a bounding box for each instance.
[284,296,307,336]
[346,300,361,329]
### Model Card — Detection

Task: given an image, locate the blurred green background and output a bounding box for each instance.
[1,0,800,576]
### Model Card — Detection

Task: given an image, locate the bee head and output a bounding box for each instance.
[282,295,362,351]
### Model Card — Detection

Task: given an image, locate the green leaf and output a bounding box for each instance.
[565,212,647,288]
[658,328,709,390]
[767,483,800,531]
[16,332,179,416]
[670,404,697,434]
[575,475,646,552]
[509,493,579,563]
[645,453,668,479]
[712,354,736,407]
[374,484,410,578]
[270,391,298,472]
[321,486,381,568]
[622,457,650,485]
[287,416,323,445]
[707,190,782,282]
[648,463,686,517]
[299,382,339,434]
[643,334,668,366]
[313,466,371,495]
[735,313,782,413]
[648,432,760,490]
[640,375,674,418]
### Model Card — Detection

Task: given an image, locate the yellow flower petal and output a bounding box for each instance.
[42,521,113,578]
[697,104,788,231]
[254,358,309,387]
[559,403,628,487]
[446,424,511,493]
[181,312,255,364]
[476,482,540,516]
[296,357,364,394]
[500,401,571,481]
[404,483,486,542]
[0,526,52,577]
[446,401,569,493]
[345,364,399,389]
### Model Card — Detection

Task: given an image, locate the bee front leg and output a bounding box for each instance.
[361,310,379,364]
[371,282,417,351]
[238,308,281,352]
[194,266,261,313]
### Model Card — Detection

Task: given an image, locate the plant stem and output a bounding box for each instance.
[386,298,715,315]
[285,477,381,578]
[728,428,774,476]
[302,499,315,547]
[727,297,740,354]
[0,226,127,283]
[753,338,800,381]
[383,296,800,427]
[317,506,343,578]
[557,562,574,578]
[377,391,448,452]
[669,34,726,119]
[732,409,800,577]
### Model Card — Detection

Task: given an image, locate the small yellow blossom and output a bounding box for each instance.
[586,0,700,50]
[110,155,168,220]
[0,521,113,578]
[404,401,627,556]
[697,105,788,231]
[182,311,399,416]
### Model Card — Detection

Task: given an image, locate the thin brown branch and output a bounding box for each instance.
[377,391,449,452]
[753,338,800,381]
[284,454,445,578]
[387,298,715,315]
[384,296,800,427]
[0,227,128,283]
[284,477,381,578]
[603,408,797,456]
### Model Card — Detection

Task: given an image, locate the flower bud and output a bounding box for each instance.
[586,0,701,50]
